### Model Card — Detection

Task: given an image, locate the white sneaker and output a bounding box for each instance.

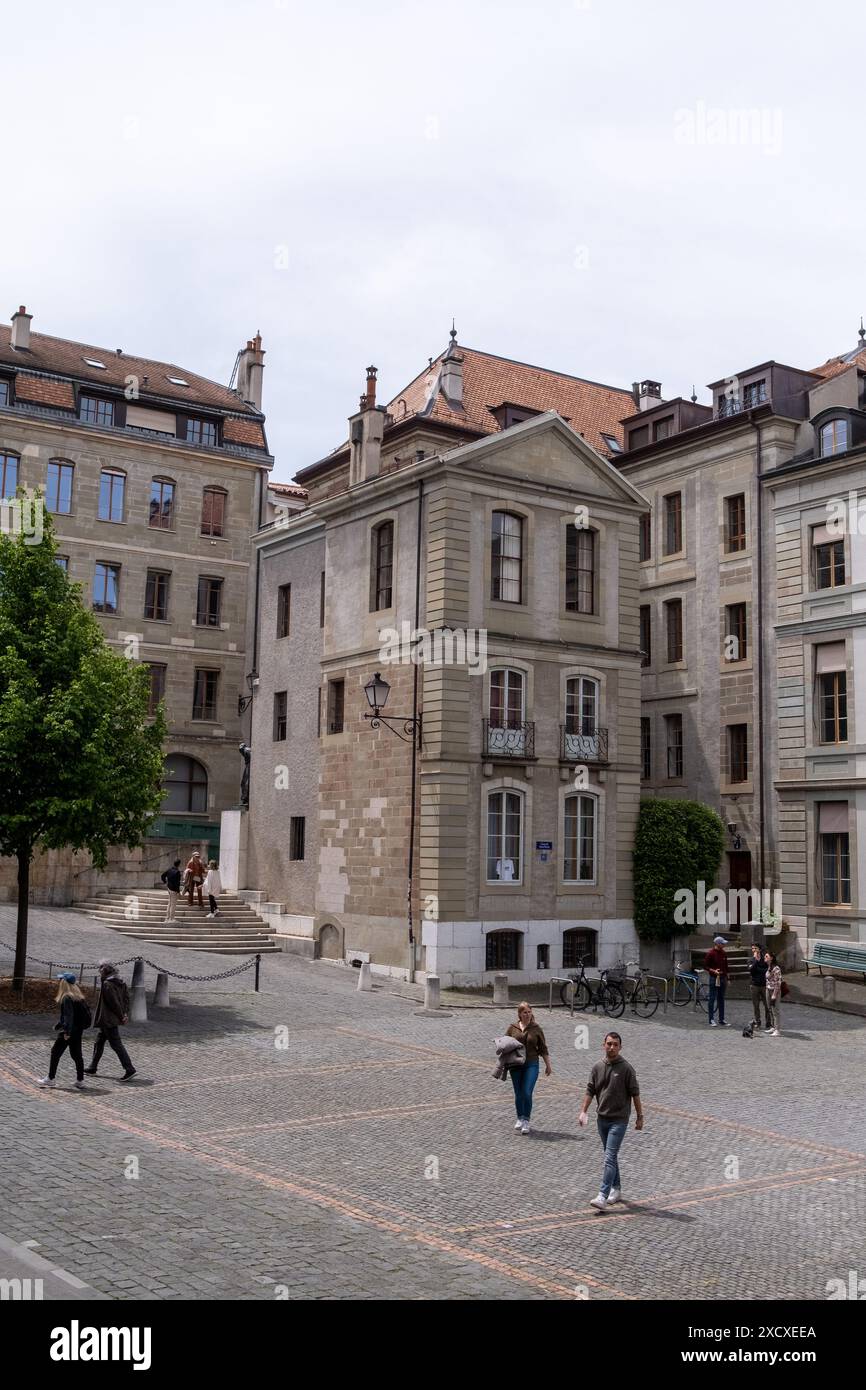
[205,912,214,919]
[764,1027,774,1034]
[608,1187,622,1204]
[590,1194,607,1210]
[74,1081,86,1090]
[521,1120,531,1135]
[709,1021,718,1027]
[769,1029,780,1036]
[514,1119,523,1130]
[38,1077,54,1088]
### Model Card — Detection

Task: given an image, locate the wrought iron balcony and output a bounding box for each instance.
[559,725,609,763]
[483,719,535,759]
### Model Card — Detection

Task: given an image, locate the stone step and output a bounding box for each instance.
[80,889,277,955]
[84,910,263,924]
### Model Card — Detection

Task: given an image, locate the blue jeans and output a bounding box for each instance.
[510,1060,539,1120]
[597,1117,628,1198]
[708,976,726,1024]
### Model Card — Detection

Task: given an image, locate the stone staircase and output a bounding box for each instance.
[690,941,752,979]
[78,890,280,954]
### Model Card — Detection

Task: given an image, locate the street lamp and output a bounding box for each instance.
[363,671,423,983]
[237,669,259,716]
[363,671,422,743]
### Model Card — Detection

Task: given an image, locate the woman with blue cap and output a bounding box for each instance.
[38,973,92,1089]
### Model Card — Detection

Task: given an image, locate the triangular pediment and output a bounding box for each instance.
[443,412,647,507]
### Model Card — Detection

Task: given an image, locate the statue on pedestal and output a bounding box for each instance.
[239,742,251,808]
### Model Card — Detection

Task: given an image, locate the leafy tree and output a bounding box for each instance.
[0,507,165,987]
[633,798,725,942]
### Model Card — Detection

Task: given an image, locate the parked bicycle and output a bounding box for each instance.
[671,960,709,1010]
[559,957,625,1016]
[612,960,661,1018]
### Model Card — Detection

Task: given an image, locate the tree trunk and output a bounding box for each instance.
[12,849,30,992]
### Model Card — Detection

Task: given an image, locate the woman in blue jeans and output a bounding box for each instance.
[505,1002,552,1135]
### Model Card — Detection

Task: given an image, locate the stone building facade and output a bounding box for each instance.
[0,306,272,901]
[236,339,647,984]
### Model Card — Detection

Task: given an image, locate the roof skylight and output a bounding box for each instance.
[83,358,107,369]
[167,376,190,386]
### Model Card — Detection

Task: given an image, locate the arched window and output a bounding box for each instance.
[149,476,175,529]
[201,486,227,537]
[491,511,524,603]
[1,451,19,499]
[485,930,523,971]
[821,419,848,457]
[487,669,527,756]
[486,788,523,883]
[162,755,208,813]
[46,459,74,514]
[371,520,394,610]
[98,468,125,522]
[566,525,597,613]
[564,676,600,759]
[562,927,597,969]
[563,793,597,883]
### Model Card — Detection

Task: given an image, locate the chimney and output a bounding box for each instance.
[11,305,32,351]
[349,366,385,486]
[235,331,265,411]
[633,379,663,412]
[440,325,464,408]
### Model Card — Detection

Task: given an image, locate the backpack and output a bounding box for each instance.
[72,998,92,1031]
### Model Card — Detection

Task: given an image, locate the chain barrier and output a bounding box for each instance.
[0,940,261,984]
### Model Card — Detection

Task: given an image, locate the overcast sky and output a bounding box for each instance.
[3,0,865,481]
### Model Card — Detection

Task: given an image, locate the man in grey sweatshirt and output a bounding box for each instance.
[578,1032,643,1210]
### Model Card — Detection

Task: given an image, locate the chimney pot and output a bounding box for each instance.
[365,365,378,410]
[11,304,32,351]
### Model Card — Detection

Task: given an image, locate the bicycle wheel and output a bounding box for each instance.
[601,982,625,1017]
[671,977,692,1007]
[696,983,709,1012]
[634,984,660,1019]
[572,980,592,1011]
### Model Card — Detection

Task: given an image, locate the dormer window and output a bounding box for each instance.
[488,403,542,431]
[743,379,767,408]
[821,418,848,456]
[185,417,218,447]
[80,394,115,427]
[0,378,10,407]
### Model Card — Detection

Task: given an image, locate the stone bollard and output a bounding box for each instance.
[130,983,148,1022]
[130,957,145,989]
[414,973,453,1018]
[493,973,509,1006]
[153,971,170,1008]
[357,961,372,992]
[822,975,837,1007]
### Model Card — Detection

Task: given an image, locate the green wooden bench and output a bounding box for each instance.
[805,942,866,979]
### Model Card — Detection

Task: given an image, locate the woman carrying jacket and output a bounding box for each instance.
[39,973,90,1089]
[204,860,222,918]
[505,1002,552,1135]
[764,952,783,1036]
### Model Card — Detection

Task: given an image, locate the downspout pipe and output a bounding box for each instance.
[752,416,766,890]
[407,477,424,984]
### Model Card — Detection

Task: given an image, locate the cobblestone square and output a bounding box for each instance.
[2,906,865,1301]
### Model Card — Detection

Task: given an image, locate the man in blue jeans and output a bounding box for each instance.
[579,1032,643,1210]
[703,935,730,1027]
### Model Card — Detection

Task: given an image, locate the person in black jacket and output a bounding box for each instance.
[84,961,136,1080]
[749,943,771,1030]
[161,858,182,921]
[39,973,91,1089]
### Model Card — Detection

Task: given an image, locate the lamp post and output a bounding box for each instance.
[364,672,422,981]
[237,669,259,717]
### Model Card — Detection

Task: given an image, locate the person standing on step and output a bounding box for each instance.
[505,1002,552,1135]
[185,850,205,909]
[703,935,730,1027]
[579,1031,643,1211]
[161,858,182,922]
[38,973,92,1090]
[84,961,136,1080]
[749,943,771,1031]
[765,951,783,1037]
[204,859,222,919]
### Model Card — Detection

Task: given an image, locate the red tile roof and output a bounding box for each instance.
[0,324,260,417]
[269,480,307,498]
[812,346,866,381]
[385,344,635,456]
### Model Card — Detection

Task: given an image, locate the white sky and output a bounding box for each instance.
[3,0,865,480]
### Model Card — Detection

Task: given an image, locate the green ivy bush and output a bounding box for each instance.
[633,799,725,941]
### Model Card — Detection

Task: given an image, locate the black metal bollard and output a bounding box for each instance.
[254,953,261,993]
